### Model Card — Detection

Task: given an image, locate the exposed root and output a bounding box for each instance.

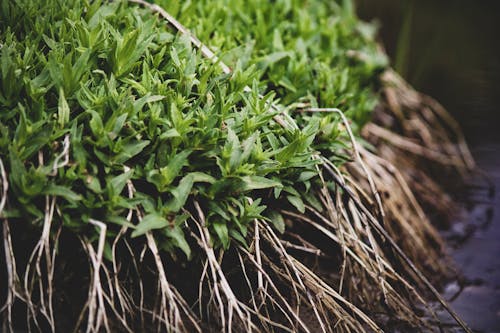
[1,219,22,333]
[365,69,476,223]
[379,70,474,171]
[258,219,381,332]
[23,195,57,332]
[1,158,22,332]
[83,219,109,333]
[144,230,201,332]
[300,107,385,219]
[187,202,385,332]
[49,135,70,176]
[110,226,134,328]
[129,168,201,332]
[192,201,256,333]
[347,147,451,278]
[237,246,311,332]
[22,135,71,331]
[128,2,471,331]
[320,159,472,332]
[108,166,138,327]
[0,158,8,222]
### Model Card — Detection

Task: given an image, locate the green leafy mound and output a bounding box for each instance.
[170,0,386,124]
[0,0,385,256]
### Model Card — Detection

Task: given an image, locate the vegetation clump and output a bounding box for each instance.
[0,0,473,332]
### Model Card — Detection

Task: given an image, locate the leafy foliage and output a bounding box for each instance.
[0,0,386,258]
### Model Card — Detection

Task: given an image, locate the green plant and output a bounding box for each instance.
[0,0,471,332]
[0,0,387,264]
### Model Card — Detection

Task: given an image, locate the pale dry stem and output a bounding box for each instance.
[1,158,21,333]
[321,160,472,332]
[21,135,71,331]
[23,195,57,332]
[84,219,109,333]
[303,107,385,219]
[192,201,256,333]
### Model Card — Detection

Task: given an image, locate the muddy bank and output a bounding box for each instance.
[439,143,500,332]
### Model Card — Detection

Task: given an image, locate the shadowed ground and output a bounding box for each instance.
[443,143,500,332]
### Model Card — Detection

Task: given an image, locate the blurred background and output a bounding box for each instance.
[355,1,500,331]
[357,0,500,145]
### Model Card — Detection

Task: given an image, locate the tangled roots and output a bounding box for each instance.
[364,69,475,226]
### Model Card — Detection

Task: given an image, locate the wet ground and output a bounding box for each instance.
[440,143,500,333]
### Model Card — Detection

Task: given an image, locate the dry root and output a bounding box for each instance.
[364,69,475,225]
[1,137,472,332]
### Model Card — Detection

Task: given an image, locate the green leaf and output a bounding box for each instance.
[257,51,292,70]
[57,88,70,128]
[213,221,229,249]
[208,178,245,197]
[229,229,248,248]
[283,186,300,197]
[85,176,102,193]
[106,215,135,228]
[47,55,63,90]
[190,172,216,184]
[303,191,323,212]
[88,110,104,137]
[159,150,191,186]
[113,140,150,164]
[240,176,281,191]
[159,128,181,140]
[72,49,91,89]
[165,225,191,259]
[88,3,116,28]
[43,184,82,202]
[208,201,231,221]
[131,213,169,237]
[298,171,317,182]
[133,94,166,113]
[165,174,194,212]
[109,113,128,138]
[287,195,305,213]
[275,138,303,163]
[241,132,258,162]
[108,169,134,196]
[225,128,241,171]
[267,210,285,233]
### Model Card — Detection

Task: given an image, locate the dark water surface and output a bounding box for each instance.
[356,1,500,331]
[439,143,500,332]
